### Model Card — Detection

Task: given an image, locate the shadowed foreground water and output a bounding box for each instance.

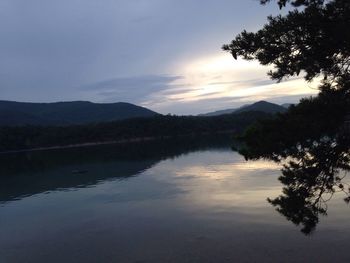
[0,137,349,262]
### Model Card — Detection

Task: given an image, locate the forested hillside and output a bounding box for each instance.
[0,111,272,152]
[0,100,158,126]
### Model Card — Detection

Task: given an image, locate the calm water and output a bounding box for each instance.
[1,137,349,262]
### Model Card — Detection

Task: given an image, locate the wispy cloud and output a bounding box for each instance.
[0,0,317,114]
[80,75,183,103]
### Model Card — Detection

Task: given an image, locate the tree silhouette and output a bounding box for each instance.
[224,0,350,234]
[268,135,350,234]
[224,0,350,85]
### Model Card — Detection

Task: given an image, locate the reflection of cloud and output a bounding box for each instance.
[152,150,283,211]
[174,160,280,180]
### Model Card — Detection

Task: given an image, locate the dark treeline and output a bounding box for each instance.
[0,111,271,152]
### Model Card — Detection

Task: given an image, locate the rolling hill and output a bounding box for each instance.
[200,101,287,116]
[0,100,158,126]
[281,103,294,109]
[234,101,287,114]
[198,108,237,117]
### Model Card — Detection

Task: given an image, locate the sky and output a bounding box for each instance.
[0,0,318,115]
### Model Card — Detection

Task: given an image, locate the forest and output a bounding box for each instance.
[0,111,271,152]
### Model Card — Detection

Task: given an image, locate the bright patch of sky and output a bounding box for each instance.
[0,0,318,114]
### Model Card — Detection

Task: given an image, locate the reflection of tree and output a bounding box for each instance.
[267,136,350,234]
[0,135,232,204]
[224,0,350,234]
[236,90,350,234]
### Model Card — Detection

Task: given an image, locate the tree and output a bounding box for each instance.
[224,0,350,234]
[224,0,350,85]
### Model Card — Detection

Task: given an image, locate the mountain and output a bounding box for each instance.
[0,100,158,126]
[198,108,237,117]
[200,101,286,116]
[234,101,287,114]
[281,103,294,109]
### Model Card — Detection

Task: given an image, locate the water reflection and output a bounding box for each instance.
[0,136,232,204]
[267,136,350,235]
[1,136,350,262]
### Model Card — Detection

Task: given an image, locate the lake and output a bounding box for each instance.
[1,137,349,262]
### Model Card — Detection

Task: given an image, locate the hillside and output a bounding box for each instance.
[281,103,294,109]
[234,101,287,114]
[0,111,272,152]
[199,108,237,117]
[0,101,158,126]
[200,101,286,116]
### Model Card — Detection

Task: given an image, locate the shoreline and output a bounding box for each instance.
[0,131,235,154]
[0,137,162,154]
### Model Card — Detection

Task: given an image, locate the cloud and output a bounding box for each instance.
[208,79,275,87]
[146,92,316,116]
[0,0,316,113]
[80,75,183,103]
[141,74,318,115]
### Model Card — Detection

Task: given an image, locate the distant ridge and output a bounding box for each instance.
[198,108,237,117]
[281,103,294,109]
[200,101,287,116]
[234,101,287,114]
[0,100,158,126]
